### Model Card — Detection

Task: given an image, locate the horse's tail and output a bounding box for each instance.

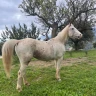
[2,39,19,78]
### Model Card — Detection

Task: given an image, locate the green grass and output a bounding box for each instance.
[1,50,96,96]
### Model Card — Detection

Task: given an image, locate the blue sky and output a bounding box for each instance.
[0,0,61,40]
[0,0,64,31]
[0,0,63,39]
[1,0,95,40]
[0,0,37,37]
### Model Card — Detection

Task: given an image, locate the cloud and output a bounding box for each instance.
[0,0,53,39]
[0,0,36,36]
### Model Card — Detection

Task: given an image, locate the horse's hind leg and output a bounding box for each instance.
[16,60,30,92]
[22,65,30,86]
[16,63,26,92]
[55,56,63,81]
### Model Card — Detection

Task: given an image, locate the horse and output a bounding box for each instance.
[2,23,82,92]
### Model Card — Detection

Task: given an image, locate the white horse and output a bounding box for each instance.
[2,24,82,92]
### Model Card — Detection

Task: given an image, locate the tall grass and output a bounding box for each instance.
[0,50,96,96]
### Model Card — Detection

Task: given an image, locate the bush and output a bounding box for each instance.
[93,42,96,48]
[0,42,4,55]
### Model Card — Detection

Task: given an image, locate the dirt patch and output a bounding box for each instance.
[62,57,87,66]
[29,60,54,68]
[29,57,87,68]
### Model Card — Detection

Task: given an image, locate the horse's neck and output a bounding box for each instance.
[55,25,69,44]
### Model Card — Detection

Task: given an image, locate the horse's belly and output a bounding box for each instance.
[33,50,54,61]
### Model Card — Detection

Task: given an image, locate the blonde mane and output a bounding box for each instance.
[54,24,70,43]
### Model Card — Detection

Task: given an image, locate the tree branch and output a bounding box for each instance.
[58,7,96,29]
[27,13,52,27]
[71,7,96,22]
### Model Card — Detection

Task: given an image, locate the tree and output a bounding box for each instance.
[1,23,39,42]
[19,0,65,38]
[0,42,3,55]
[93,42,96,48]
[19,0,96,50]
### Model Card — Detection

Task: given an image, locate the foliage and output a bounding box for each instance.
[0,42,3,55]
[19,0,96,50]
[93,42,96,48]
[1,50,96,95]
[1,23,40,42]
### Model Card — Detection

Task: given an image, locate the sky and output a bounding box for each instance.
[0,0,64,30]
[0,0,64,40]
[1,0,95,40]
[0,0,37,37]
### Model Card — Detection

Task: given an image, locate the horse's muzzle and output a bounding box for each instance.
[78,34,83,39]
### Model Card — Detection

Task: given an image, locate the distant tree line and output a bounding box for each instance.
[1,23,39,42]
[0,23,39,55]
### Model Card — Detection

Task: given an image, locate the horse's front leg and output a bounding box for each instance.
[55,56,63,81]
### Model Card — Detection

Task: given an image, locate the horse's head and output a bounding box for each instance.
[68,24,82,39]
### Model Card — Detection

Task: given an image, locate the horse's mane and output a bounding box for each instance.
[54,24,70,43]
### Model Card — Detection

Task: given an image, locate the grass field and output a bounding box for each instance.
[0,50,96,96]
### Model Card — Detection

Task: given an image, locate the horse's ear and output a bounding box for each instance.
[69,23,71,26]
[68,18,72,26]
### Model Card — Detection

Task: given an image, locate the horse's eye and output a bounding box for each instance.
[71,28,74,30]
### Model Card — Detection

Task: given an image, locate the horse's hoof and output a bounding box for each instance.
[58,78,61,82]
[16,86,22,92]
[24,82,30,86]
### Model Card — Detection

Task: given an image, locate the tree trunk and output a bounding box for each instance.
[51,22,58,38]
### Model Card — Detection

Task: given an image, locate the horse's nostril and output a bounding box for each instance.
[78,36,80,38]
[78,34,82,39]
